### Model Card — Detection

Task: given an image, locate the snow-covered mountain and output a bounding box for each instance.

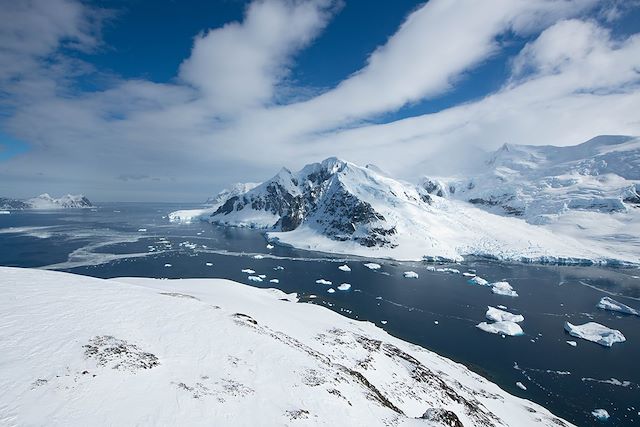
[204,182,259,205]
[199,157,636,264]
[0,267,573,426]
[0,194,93,210]
[421,135,640,221]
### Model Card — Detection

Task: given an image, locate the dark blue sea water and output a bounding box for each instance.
[1,202,639,426]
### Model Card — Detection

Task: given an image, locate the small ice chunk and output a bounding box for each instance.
[164,263,172,267]
[266,244,274,249]
[437,268,460,274]
[241,269,255,274]
[338,264,351,272]
[566,340,577,347]
[486,306,524,323]
[364,263,381,270]
[337,283,351,291]
[564,322,625,347]
[468,276,489,286]
[316,279,332,285]
[476,321,524,336]
[375,296,383,300]
[327,288,335,293]
[274,266,285,270]
[0,210,10,215]
[462,272,476,277]
[426,266,436,271]
[248,276,263,282]
[498,305,508,310]
[403,271,419,279]
[253,254,264,259]
[269,278,279,283]
[591,409,610,421]
[258,274,266,279]
[381,320,388,325]
[205,262,213,266]
[138,228,147,232]
[491,281,518,297]
[516,382,527,391]
[434,321,439,325]
[596,297,639,316]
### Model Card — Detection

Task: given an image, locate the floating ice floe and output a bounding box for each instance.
[403,271,419,279]
[205,262,213,267]
[164,263,172,268]
[138,228,147,232]
[498,305,508,310]
[462,272,476,277]
[491,281,518,297]
[516,382,527,391]
[363,263,381,270]
[248,276,263,282]
[269,278,279,283]
[596,297,639,316]
[434,321,439,325]
[258,274,266,279]
[477,321,524,336]
[591,409,610,421]
[338,264,351,272]
[316,279,332,285]
[327,288,335,294]
[566,341,577,347]
[266,244,274,249]
[337,283,351,291]
[426,266,436,271]
[564,322,625,347]
[253,254,264,259]
[241,269,255,274]
[380,320,388,325]
[274,266,285,270]
[486,306,524,323]
[437,268,460,274]
[468,276,489,286]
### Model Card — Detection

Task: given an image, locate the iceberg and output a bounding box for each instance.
[468,276,489,286]
[491,281,518,297]
[516,382,527,391]
[566,341,577,347]
[564,322,625,347]
[205,262,213,267]
[596,297,639,316]
[403,271,419,279]
[316,279,332,285]
[476,321,524,336]
[269,279,279,284]
[591,409,610,421]
[486,306,524,323]
[241,269,255,274]
[327,288,336,294]
[248,276,263,282]
[337,283,351,291]
[363,263,381,270]
[338,264,351,272]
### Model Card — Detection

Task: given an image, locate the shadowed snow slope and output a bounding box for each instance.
[190,155,638,264]
[0,267,572,426]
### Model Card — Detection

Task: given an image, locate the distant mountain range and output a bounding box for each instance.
[0,194,93,210]
[171,135,640,265]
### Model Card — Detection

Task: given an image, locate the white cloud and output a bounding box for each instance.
[0,0,638,201]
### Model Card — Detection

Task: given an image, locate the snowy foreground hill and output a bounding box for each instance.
[0,193,92,210]
[171,137,640,264]
[0,267,572,426]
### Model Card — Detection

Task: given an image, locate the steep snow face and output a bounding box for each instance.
[421,135,640,220]
[1,194,92,210]
[0,267,574,426]
[169,183,259,223]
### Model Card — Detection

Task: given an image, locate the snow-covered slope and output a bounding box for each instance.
[421,135,640,220]
[0,267,573,427]
[200,157,636,264]
[1,194,93,210]
[169,183,259,223]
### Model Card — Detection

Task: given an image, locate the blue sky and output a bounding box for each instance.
[0,0,639,201]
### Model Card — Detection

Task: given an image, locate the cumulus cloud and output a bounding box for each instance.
[0,0,638,200]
